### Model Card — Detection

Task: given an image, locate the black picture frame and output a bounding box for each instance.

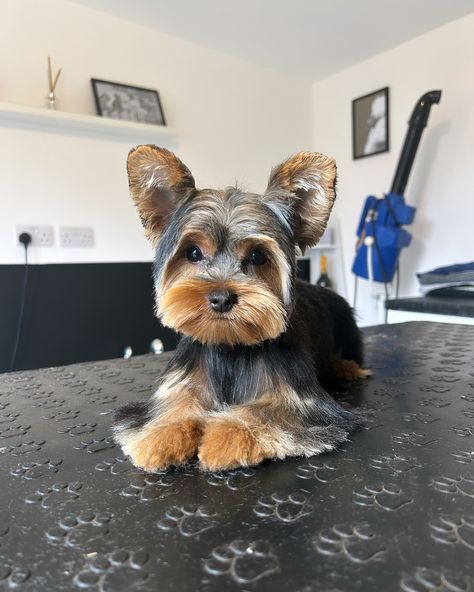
[91,79,166,126]
[352,87,389,159]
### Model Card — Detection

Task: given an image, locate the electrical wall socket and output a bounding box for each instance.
[59,226,95,247]
[16,225,54,247]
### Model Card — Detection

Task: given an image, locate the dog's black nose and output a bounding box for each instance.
[208,290,238,313]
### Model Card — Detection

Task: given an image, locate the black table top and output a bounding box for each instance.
[1,321,474,591]
[386,295,474,318]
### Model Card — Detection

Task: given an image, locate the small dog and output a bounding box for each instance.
[113,145,370,472]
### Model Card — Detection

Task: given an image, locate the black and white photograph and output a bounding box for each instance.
[91,79,166,125]
[352,87,389,159]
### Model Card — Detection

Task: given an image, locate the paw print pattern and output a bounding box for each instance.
[46,513,111,550]
[0,411,20,424]
[296,461,339,482]
[11,458,62,480]
[429,516,474,550]
[0,424,31,439]
[392,432,436,447]
[204,540,278,584]
[452,451,474,464]
[74,549,152,590]
[74,436,115,453]
[121,473,175,501]
[419,385,451,394]
[452,425,474,438]
[432,475,474,498]
[26,482,82,509]
[95,457,134,476]
[403,412,440,424]
[254,491,313,522]
[58,423,97,436]
[0,439,45,455]
[401,567,470,592]
[207,467,256,490]
[87,394,117,406]
[370,454,420,476]
[315,523,386,564]
[157,505,217,536]
[42,409,81,421]
[31,398,66,409]
[0,566,31,588]
[462,409,474,420]
[353,483,413,511]
[419,397,451,408]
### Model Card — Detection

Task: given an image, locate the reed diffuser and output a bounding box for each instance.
[45,56,62,109]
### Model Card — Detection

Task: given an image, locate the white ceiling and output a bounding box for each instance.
[73,0,474,80]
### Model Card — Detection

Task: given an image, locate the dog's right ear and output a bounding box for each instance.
[127,145,196,243]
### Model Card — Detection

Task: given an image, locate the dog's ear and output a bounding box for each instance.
[127,145,196,243]
[263,152,336,251]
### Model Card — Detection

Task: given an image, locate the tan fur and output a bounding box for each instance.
[127,145,195,243]
[159,278,287,346]
[331,358,373,381]
[265,151,337,251]
[128,419,203,472]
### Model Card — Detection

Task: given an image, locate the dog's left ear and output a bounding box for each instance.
[264,152,337,251]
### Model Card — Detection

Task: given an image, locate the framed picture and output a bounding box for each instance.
[352,87,389,159]
[91,79,166,126]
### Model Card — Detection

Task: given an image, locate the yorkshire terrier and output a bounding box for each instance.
[113,145,370,472]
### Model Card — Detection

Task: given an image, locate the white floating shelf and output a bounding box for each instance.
[0,101,177,145]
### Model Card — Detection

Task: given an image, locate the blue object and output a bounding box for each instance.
[352,193,416,282]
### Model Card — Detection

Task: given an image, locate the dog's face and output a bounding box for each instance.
[127,145,337,346]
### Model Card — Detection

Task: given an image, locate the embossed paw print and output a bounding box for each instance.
[392,432,436,447]
[0,424,31,439]
[46,513,110,550]
[0,439,45,455]
[0,411,20,425]
[432,475,474,498]
[31,398,66,409]
[254,491,313,522]
[419,384,451,394]
[207,467,256,490]
[370,454,420,476]
[429,515,474,549]
[452,450,474,464]
[121,473,175,501]
[26,482,82,509]
[419,397,450,408]
[353,483,413,511]
[58,423,97,436]
[74,436,115,453]
[403,412,439,424]
[315,523,386,563]
[42,409,80,421]
[74,549,152,590]
[452,425,474,438]
[95,456,134,476]
[158,504,217,536]
[204,540,278,584]
[11,457,62,479]
[296,461,339,482]
[0,565,30,588]
[87,394,117,406]
[401,567,470,592]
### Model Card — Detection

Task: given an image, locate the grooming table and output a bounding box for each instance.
[1,322,473,591]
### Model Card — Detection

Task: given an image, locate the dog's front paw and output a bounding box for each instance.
[121,419,204,472]
[198,419,268,471]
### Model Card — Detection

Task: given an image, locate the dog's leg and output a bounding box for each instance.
[113,370,212,472]
[330,358,373,382]
[198,390,356,471]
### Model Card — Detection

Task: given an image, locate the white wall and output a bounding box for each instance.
[0,0,312,264]
[312,14,474,325]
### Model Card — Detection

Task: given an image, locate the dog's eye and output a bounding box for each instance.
[249,248,267,266]
[185,245,203,263]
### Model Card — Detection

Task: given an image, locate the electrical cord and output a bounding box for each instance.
[10,233,31,372]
